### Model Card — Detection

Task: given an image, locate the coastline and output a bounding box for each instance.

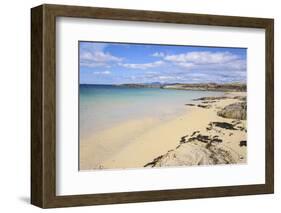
[80,91,247,170]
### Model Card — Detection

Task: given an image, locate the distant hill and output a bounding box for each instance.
[117,82,163,88]
[118,83,246,92]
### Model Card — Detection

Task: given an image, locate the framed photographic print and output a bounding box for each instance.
[31,4,274,208]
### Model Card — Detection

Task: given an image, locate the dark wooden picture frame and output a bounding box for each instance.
[31,4,274,208]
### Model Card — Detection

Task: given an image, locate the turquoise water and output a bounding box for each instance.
[80,85,223,139]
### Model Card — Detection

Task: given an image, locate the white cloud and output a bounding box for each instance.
[146,71,159,74]
[130,75,137,80]
[177,62,195,68]
[225,59,246,70]
[81,51,122,63]
[163,51,239,64]
[93,70,111,75]
[152,52,165,57]
[158,76,174,80]
[119,61,164,70]
[150,75,184,83]
[152,51,245,71]
[80,62,111,68]
[80,46,123,68]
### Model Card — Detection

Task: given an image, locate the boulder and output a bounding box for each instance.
[217,102,247,120]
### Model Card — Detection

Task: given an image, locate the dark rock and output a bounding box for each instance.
[239,140,247,147]
[236,126,246,131]
[211,138,223,143]
[144,155,164,167]
[231,120,241,125]
[179,134,189,144]
[196,134,210,143]
[233,96,247,101]
[197,104,211,109]
[193,96,228,101]
[210,122,236,130]
[202,101,216,104]
[180,137,186,143]
[206,126,212,131]
[187,133,223,144]
[185,103,195,106]
[191,131,200,137]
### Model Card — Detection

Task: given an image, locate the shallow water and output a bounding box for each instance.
[79,84,224,140]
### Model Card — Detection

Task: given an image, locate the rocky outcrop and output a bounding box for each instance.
[144,129,245,167]
[144,117,247,168]
[120,83,246,92]
[217,102,247,120]
[144,138,237,167]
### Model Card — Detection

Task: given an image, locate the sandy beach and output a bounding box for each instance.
[80,91,247,170]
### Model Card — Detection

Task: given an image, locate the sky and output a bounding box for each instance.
[79,41,247,85]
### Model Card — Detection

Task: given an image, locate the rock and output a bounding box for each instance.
[180,137,186,143]
[197,104,211,108]
[185,132,223,144]
[144,155,164,167]
[144,142,237,167]
[191,131,200,137]
[217,102,247,120]
[179,134,189,144]
[194,95,246,102]
[202,100,216,104]
[236,126,246,131]
[193,96,229,101]
[233,96,247,101]
[239,140,247,147]
[188,134,210,143]
[209,122,236,130]
[231,120,241,125]
[185,103,195,106]
[212,138,223,143]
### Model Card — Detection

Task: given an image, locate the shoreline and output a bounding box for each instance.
[80,91,247,170]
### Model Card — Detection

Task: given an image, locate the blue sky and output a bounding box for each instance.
[79,41,247,84]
